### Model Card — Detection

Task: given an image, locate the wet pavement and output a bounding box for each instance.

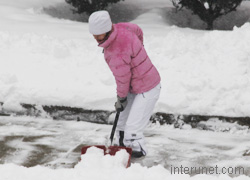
[0,116,250,177]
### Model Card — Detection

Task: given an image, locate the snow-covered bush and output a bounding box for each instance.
[172,0,243,30]
[65,0,124,15]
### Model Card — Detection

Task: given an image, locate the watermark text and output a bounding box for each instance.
[170,165,244,175]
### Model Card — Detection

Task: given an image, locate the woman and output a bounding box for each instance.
[89,10,161,158]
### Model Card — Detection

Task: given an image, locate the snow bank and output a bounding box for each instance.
[145,23,250,117]
[0,146,249,180]
[1,22,250,117]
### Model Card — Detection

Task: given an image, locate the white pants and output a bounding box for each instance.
[115,83,161,155]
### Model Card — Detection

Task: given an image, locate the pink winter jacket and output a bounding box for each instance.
[99,23,161,98]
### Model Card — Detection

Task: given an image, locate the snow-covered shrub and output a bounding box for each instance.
[65,0,124,15]
[172,0,243,30]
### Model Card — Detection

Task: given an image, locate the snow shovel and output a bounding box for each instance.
[81,111,132,168]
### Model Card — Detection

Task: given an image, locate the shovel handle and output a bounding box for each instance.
[109,111,120,145]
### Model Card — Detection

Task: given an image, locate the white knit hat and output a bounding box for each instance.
[88,10,112,35]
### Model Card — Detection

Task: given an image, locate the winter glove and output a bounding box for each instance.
[115,96,128,112]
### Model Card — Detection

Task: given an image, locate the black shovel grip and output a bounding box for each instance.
[109,111,120,145]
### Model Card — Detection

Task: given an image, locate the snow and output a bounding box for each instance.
[0,0,250,179]
[0,161,171,180]
[0,116,250,179]
[197,118,249,134]
[77,147,130,169]
[0,146,249,180]
[0,0,250,117]
[204,2,209,10]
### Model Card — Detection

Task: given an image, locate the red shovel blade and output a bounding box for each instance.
[81,145,132,168]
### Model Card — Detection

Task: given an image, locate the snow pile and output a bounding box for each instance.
[0,22,250,117]
[0,30,115,110]
[76,146,130,169]
[144,23,250,117]
[1,146,250,180]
